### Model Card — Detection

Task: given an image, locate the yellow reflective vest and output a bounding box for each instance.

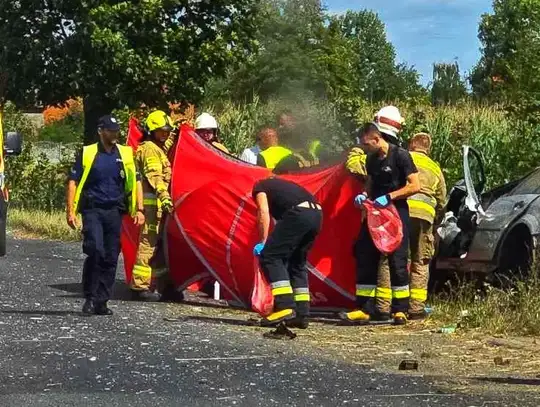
[258,146,293,170]
[136,140,172,208]
[346,147,367,177]
[73,143,137,216]
[407,151,447,224]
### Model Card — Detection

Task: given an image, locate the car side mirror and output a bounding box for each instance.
[4,132,22,156]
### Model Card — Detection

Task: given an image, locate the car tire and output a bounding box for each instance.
[493,227,533,286]
[0,193,7,257]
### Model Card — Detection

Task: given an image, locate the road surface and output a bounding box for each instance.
[0,238,537,406]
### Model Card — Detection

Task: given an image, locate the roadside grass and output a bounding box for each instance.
[8,208,81,241]
[430,271,540,336]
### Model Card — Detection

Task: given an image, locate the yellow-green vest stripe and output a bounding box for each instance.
[73,143,137,216]
[259,146,293,169]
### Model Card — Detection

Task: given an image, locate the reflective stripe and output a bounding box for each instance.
[272,286,293,296]
[147,224,158,232]
[392,285,410,299]
[408,199,436,218]
[375,287,392,300]
[271,280,292,289]
[410,288,428,302]
[144,198,158,206]
[356,284,376,298]
[133,265,152,277]
[293,287,309,294]
[294,294,310,302]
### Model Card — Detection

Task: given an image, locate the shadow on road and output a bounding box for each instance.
[173,315,260,327]
[474,377,540,386]
[1,310,83,317]
[49,281,135,301]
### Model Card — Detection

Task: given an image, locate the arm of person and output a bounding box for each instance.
[255,192,271,243]
[66,150,82,229]
[434,172,448,225]
[139,148,172,205]
[388,150,421,201]
[133,179,146,226]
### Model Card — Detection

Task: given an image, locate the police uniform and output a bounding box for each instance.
[69,116,139,315]
[253,178,322,328]
[353,144,417,320]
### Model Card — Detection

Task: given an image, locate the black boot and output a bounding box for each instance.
[131,290,161,302]
[160,286,185,303]
[82,299,94,315]
[94,302,113,316]
[286,316,309,329]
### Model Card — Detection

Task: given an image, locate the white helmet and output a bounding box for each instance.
[195,112,218,130]
[374,106,404,140]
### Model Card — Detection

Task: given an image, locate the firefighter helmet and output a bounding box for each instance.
[146,110,174,132]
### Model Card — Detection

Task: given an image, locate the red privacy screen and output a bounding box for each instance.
[121,119,379,310]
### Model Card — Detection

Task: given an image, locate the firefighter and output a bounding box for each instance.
[67,115,145,315]
[256,128,293,170]
[340,122,420,325]
[131,110,181,302]
[253,177,323,329]
[407,132,447,319]
[195,113,230,154]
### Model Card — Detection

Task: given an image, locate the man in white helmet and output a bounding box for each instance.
[373,105,404,147]
[195,113,230,154]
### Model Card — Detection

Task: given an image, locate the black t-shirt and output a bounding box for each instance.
[252,178,316,220]
[366,144,417,208]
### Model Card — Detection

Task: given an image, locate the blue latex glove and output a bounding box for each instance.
[374,194,391,208]
[253,242,265,256]
[354,194,367,207]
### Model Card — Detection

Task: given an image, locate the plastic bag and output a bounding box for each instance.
[250,260,274,317]
[364,200,403,255]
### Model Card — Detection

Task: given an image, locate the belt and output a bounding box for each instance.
[296,201,322,210]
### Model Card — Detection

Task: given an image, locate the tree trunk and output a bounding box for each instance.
[83,95,117,145]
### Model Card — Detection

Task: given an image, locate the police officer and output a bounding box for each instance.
[340,122,420,325]
[67,115,145,315]
[252,177,323,329]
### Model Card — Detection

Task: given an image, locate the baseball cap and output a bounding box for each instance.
[97,115,121,131]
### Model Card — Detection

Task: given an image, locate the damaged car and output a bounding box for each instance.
[435,145,540,278]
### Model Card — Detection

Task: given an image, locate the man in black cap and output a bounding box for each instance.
[66,115,145,315]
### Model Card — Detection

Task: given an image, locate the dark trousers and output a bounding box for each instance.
[354,205,410,314]
[260,207,322,317]
[81,207,123,304]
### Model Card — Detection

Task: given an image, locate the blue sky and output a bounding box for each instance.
[324,0,493,85]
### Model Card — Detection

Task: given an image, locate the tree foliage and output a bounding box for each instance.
[431,62,468,106]
[471,0,540,121]
[1,0,260,142]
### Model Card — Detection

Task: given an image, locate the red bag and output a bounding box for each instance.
[364,200,403,255]
[250,260,274,317]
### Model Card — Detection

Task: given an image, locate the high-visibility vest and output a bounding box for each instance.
[308,139,322,161]
[407,151,443,223]
[259,146,293,169]
[73,143,137,216]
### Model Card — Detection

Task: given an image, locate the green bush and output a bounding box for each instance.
[3,102,37,142]
[39,112,84,143]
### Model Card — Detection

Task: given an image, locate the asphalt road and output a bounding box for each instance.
[0,237,537,407]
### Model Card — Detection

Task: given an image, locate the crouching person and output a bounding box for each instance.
[252,177,322,329]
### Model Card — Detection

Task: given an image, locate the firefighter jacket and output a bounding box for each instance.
[407,151,447,224]
[345,147,368,177]
[136,140,172,207]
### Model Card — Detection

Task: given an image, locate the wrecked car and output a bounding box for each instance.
[435,145,539,278]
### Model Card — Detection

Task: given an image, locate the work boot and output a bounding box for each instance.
[260,308,296,327]
[82,299,94,315]
[392,312,408,326]
[286,316,309,329]
[408,310,428,321]
[131,290,161,302]
[160,286,185,303]
[94,302,113,316]
[338,309,371,324]
[372,310,392,322]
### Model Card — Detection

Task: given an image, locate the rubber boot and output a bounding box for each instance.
[339,309,371,324]
[260,309,296,327]
[392,312,408,326]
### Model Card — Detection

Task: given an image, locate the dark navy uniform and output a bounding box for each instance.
[69,116,140,312]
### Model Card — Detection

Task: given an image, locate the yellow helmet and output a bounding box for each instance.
[145,110,174,132]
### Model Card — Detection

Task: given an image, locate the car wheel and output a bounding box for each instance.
[492,226,533,286]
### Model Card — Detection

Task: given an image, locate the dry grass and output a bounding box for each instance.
[8,208,81,241]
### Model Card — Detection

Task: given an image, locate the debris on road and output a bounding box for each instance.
[399,359,419,371]
[263,323,297,340]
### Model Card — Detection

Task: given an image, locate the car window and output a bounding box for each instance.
[510,169,540,195]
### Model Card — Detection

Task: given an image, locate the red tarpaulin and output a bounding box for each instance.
[121,120,368,310]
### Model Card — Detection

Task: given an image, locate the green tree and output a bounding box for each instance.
[1,1,259,143]
[471,0,540,121]
[430,62,468,106]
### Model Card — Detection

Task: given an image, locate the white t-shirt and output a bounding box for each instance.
[239,145,261,164]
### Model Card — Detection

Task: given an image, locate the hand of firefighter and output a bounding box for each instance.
[374,194,391,208]
[161,197,174,213]
[253,242,265,256]
[66,211,78,230]
[354,193,367,207]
